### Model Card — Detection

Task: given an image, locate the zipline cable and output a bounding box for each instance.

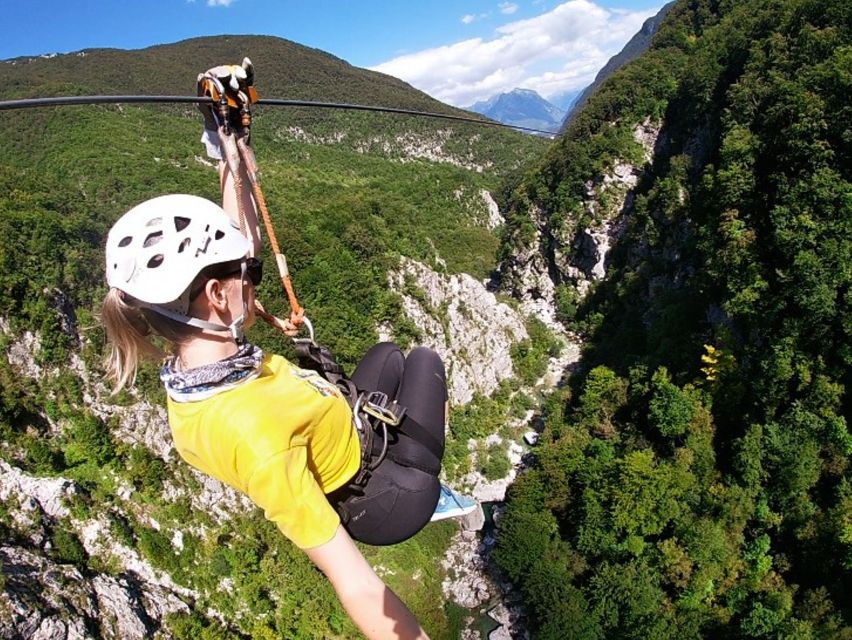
[0,94,557,137]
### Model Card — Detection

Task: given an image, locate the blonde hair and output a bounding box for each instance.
[101,288,196,393]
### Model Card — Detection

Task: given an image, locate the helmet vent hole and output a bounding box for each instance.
[144,231,163,248]
[146,217,162,227]
[178,238,191,253]
[174,216,191,232]
[118,236,133,247]
[214,229,225,240]
[147,254,164,269]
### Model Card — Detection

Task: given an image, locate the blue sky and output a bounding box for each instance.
[3,0,662,106]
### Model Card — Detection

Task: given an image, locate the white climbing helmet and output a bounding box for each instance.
[106,194,250,319]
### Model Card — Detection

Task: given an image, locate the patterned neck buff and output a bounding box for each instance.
[160,341,264,403]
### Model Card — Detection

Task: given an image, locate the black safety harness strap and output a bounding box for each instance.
[293,339,441,488]
[390,416,443,461]
[293,339,345,381]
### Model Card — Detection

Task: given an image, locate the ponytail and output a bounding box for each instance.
[101,288,195,394]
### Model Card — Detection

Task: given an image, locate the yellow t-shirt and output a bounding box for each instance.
[166,354,361,549]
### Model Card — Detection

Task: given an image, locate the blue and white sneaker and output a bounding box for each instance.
[430,484,478,522]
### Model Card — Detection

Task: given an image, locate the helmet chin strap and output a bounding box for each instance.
[141,261,249,342]
[142,304,245,341]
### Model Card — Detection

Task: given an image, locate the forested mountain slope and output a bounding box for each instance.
[2,34,467,111]
[562,1,675,128]
[1,35,542,195]
[0,36,548,639]
[494,0,850,637]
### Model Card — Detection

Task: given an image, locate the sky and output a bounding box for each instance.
[2,0,662,108]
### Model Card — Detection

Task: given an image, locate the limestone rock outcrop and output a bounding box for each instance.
[0,545,189,640]
[502,118,662,307]
[384,257,529,405]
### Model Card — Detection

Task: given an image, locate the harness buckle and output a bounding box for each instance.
[361,391,406,427]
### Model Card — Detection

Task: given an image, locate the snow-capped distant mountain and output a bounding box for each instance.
[467,88,565,134]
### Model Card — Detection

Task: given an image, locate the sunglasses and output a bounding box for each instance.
[239,257,263,287]
[189,257,263,301]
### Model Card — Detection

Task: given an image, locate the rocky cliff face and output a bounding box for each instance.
[1,544,192,640]
[502,118,662,310]
[0,316,249,638]
[382,256,529,405]
[276,126,494,173]
[0,461,194,640]
[453,187,503,230]
[378,238,584,640]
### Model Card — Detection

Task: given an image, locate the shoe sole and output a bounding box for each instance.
[430,503,478,522]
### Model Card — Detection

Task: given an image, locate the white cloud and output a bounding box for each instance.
[499,2,519,15]
[206,0,234,6]
[372,0,660,106]
[461,12,490,24]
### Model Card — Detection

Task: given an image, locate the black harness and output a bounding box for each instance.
[293,339,441,491]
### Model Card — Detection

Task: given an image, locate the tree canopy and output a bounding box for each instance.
[495,0,851,636]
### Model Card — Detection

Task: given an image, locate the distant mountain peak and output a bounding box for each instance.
[467,88,564,134]
[510,88,540,97]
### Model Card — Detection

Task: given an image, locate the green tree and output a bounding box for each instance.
[647,367,696,438]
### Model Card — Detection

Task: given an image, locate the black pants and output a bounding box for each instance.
[328,342,447,546]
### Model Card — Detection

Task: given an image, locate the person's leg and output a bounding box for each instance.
[392,346,447,463]
[330,345,449,545]
[350,342,404,397]
[332,459,440,545]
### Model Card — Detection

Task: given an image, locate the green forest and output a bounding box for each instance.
[494,0,851,637]
[0,36,546,639]
[0,0,850,637]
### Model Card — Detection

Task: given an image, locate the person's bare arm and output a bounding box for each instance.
[305,526,429,640]
[219,160,262,257]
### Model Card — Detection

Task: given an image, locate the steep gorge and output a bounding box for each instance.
[491,0,851,637]
[1,1,849,637]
